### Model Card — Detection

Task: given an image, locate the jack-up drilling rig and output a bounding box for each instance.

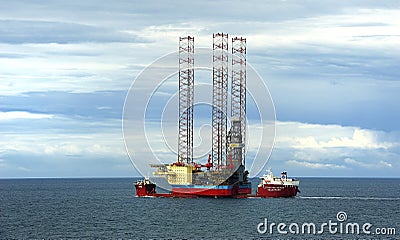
[134,34,300,198]
[148,33,251,197]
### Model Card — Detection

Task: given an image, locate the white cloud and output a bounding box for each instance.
[140,120,399,175]
[262,121,399,175]
[17,166,31,172]
[247,8,400,50]
[96,106,112,110]
[344,157,392,169]
[0,42,144,95]
[287,160,346,169]
[0,133,127,157]
[379,160,393,168]
[274,121,397,150]
[326,129,393,149]
[292,129,393,149]
[0,117,398,176]
[0,111,53,121]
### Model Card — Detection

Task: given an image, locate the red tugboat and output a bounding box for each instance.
[256,169,300,198]
[134,177,156,197]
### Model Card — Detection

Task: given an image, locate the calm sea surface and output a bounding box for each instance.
[1,178,399,239]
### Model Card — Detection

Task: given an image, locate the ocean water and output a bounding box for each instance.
[1,178,399,239]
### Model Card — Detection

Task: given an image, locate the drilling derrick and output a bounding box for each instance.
[212,33,229,169]
[150,34,252,197]
[230,37,247,168]
[178,36,194,164]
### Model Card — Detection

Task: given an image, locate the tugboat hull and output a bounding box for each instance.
[135,179,156,197]
[257,184,299,198]
[256,169,300,198]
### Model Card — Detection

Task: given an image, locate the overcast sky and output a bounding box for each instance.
[1,0,399,178]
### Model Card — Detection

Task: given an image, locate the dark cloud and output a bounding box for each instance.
[252,46,400,81]
[0,53,28,58]
[248,43,400,131]
[0,153,135,178]
[0,20,148,44]
[2,0,399,29]
[0,90,125,121]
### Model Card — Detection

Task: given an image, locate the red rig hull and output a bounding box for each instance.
[134,182,252,198]
[257,184,299,198]
[172,183,252,197]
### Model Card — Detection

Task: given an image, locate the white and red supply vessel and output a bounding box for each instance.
[257,169,300,197]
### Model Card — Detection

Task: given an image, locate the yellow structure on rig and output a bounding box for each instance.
[153,164,194,185]
[167,165,194,185]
